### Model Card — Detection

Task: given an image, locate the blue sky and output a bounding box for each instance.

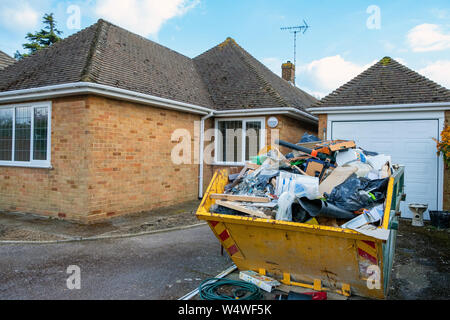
[1,0,449,98]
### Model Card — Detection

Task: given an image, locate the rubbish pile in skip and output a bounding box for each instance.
[209,133,395,240]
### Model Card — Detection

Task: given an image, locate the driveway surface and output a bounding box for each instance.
[1,219,448,300]
[0,200,201,241]
[0,225,231,300]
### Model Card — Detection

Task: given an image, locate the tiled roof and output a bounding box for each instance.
[0,50,15,70]
[0,23,100,92]
[194,38,317,111]
[0,19,317,117]
[313,57,450,107]
[0,20,213,108]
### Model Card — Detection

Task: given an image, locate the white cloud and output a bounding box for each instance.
[0,1,39,31]
[261,55,376,98]
[431,8,450,19]
[407,24,450,52]
[298,55,375,94]
[419,60,450,89]
[95,0,200,37]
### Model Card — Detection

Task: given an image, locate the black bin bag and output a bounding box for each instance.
[324,174,389,212]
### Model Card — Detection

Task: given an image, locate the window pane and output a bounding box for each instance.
[217,121,242,163]
[33,107,48,160]
[0,109,13,161]
[14,107,31,162]
[245,121,261,161]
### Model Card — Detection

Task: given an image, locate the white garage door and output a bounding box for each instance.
[331,119,439,219]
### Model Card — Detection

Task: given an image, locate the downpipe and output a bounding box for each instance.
[199,112,215,199]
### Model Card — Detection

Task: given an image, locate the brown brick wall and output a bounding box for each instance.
[3,99,445,221]
[84,96,201,222]
[444,110,449,210]
[274,115,317,154]
[0,96,91,221]
[317,114,328,140]
[0,95,202,223]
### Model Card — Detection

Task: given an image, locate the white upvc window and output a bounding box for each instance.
[214,117,266,165]
[0,102,51,168]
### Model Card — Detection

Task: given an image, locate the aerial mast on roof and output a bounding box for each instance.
[280,20,310,85]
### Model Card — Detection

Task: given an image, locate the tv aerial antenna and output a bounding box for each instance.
[281,20,310,85]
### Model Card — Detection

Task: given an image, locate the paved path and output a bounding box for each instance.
[0,225,232,300]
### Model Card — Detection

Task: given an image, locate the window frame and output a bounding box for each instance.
[0,101,52,168]
[214,117,266,166]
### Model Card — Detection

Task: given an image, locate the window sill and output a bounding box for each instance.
[212,162,246,167]
[0,163,53,169]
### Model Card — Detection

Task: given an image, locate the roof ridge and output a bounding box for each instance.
[229,40,291,108]
[0,50,16,72]
[0,21,103,91]
[99,18,195,61]
[222,38,318,109]
[80,19,109,82]
[0,50,14,61]
[194,37,318,112]
[390,58,450,92]
[314,56,450,107]
[194,37,238,60]
[192,61,215,107]
[321,60,380,101]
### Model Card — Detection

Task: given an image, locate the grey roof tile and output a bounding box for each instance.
[194,38,317,111]
[0,23,99,92]
[313,57,450,107]
[0,51,15,70]
[0,20,317,119]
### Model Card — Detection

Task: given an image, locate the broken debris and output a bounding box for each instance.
[239,270,281,293]
[209,138,395,233]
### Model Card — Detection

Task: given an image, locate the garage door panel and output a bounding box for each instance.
[369,141,395,153]
[406,182,433,195]
[405,141,437,156]
[402,160,432,172]
[332,119,439,219]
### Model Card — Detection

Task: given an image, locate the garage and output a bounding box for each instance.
[329,114,444,219]
[308,57,450,217]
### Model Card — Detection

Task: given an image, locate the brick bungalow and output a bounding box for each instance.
[0,19,318,223]
[308,57,450,215]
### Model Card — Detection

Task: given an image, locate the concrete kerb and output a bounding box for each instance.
[0,222,207,245]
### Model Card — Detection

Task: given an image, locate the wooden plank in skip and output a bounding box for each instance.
[215,200,271,219]
[210,194,270,203]
[245,162,261,170]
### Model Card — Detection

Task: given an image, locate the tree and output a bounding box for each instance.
[15,13,63,60]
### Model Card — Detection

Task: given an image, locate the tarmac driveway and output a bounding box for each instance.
[0,225,232,300]
[1,219,448,300]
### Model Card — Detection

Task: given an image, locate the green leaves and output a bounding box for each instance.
[15,13,63,60]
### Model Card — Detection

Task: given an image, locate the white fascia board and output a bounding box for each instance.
[214,107,318,124]
[0,82,215,116]
[307,102,450,114]
[0,83,321,121]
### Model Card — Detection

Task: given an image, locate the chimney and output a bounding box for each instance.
[282,61,295,84]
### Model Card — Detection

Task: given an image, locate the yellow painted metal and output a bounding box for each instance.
[280,272,351,296]
[305,217,319,225]
[382,176,395,230]
[197,169,398,299]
